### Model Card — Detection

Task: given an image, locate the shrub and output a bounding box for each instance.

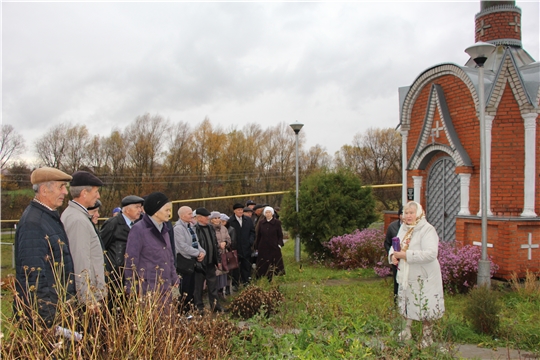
[438,242,499,294]
[281,170,377,256]
[509,270,540,301]
[463,286,501,335]
[324,228,385,270]
[229,285,284,320]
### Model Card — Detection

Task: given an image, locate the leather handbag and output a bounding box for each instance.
[176,254,196,275]
[221,250,239,272]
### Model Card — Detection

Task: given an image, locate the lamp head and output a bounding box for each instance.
[465,41,496,67]
[289,122,304,134]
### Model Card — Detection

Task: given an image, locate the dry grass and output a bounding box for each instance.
[509,270,540,300]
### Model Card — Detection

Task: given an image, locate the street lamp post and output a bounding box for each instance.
[465,41,496,287]
[290,121,304,262]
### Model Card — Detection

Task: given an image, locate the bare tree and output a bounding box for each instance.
[1,124,26,169]
[335,128,402,209]
[124,113,170,194]
[63,125,91,173]
[35,123,69,169]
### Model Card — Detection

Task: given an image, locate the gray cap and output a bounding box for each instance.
[121,195,145,207]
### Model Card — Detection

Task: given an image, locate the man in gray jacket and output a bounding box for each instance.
[61,171,107,307]
[174,206,206,312]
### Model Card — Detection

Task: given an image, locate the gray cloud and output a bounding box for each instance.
[3,1,538,159]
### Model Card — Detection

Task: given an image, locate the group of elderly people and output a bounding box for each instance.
[14,166,286,331]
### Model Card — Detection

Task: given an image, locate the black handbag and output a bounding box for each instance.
[176,254,196,275]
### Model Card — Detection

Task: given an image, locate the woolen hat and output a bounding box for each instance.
[87,200,102,211]
[233,203,244,210]
[30,167,72,185]
[144,192,169,216]
[121,195,145,207]
[209,211,221,220]
[112,207,121,215]
[70,171,104,187]
[220,213,229,221]
[246,200,256,206]
[195,207,211,217]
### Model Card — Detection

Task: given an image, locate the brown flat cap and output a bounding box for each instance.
[31,167,72,185]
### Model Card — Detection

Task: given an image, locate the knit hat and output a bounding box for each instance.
[220,213,230,221]
[87,200,102,211]
[144,192,169,216]
[209,211,221,220]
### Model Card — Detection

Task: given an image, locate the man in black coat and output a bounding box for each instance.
[384,206,403,302]
[100,195,144,292]
[226,203,255,288]
[194,207,225,313]
[14,167,75,328]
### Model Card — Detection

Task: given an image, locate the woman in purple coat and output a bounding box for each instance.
[124,192,179,301]
[254,206,285,280]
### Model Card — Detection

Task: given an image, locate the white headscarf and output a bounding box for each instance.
[263,206,274,216]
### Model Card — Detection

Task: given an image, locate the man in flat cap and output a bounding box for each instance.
[61,171,107,308]
[100,195,145,293]
[226,203,255,289]
[14,167,75,328]
[246,200,256,210]
[193,207,226,313]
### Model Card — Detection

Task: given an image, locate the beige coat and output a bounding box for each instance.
[61,201,107,304]
[389,217,445,321]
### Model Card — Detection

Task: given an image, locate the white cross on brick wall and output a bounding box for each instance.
[520,233,539,261]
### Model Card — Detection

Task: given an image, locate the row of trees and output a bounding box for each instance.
[1,116,402,219]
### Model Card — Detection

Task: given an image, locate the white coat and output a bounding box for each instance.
[389,217,445,321]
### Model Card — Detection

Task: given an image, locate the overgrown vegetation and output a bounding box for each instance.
[2,238,539,358]
[229,285,284,320]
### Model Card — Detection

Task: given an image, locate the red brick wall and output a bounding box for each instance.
[475,11,521,43]
[491,85,525,216]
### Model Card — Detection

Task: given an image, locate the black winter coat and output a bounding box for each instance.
[100,213,130,274]
[226,215,255,258]
[14,201,76,327]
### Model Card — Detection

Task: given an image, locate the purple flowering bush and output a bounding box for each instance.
[438,241,499,294]
[325,228,385,270]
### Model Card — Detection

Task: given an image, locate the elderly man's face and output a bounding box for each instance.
[179,207,194,223]
[123,203,143,222]
[233,208,243,217]
[41,181,69,209]
[81,186,100,208]
[197,215,210,226]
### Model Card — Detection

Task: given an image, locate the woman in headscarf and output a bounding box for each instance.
[210,211,230,298]
[124,192,179,307]
[389,201,445,348]
[254,206,285,280]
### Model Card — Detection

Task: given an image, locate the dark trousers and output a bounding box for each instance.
[179,271,195,312]
[237,254,252,286]
[194,265,220,310]
[391,264,399,301]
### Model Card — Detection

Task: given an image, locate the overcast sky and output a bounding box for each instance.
[3,1,539,163]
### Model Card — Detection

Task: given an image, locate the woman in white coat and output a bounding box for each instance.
[389,201,445,347]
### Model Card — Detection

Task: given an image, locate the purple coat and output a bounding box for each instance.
[124,214,179,294]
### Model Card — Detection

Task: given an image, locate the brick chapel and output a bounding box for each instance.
[394,1,539,278]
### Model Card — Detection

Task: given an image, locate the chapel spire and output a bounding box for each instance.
[475,0,522,47]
